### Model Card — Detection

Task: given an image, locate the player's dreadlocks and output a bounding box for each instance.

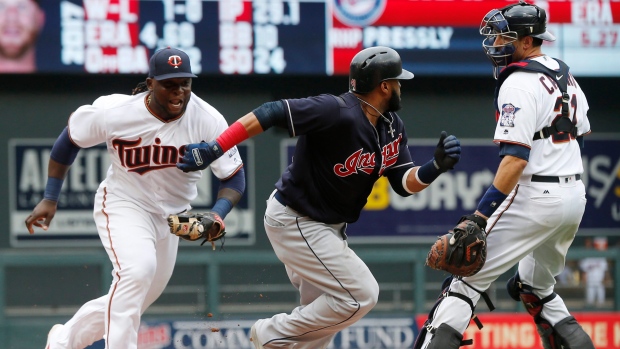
[132,81,148,95]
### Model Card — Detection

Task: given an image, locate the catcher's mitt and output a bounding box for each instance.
[167,211,226,250]
[426,214,487,277]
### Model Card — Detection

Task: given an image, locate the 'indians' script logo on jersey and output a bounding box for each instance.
[112,137,184,175]
[500,103,520,127]
[334,134,402,177]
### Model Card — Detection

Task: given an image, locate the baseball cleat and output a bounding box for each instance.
[45,324,63,349]
[250,324,265,349]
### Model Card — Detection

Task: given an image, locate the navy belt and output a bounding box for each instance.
[531,174,581,183]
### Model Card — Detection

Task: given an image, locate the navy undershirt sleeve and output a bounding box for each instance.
[218,166,246,195]
[252,101,287,130]
[386,166,414,197]
[212,167,246,219]
[499,142,530,161]
[50,127,81,165]
[577,136,584,149]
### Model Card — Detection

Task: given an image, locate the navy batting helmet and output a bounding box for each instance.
[349,46,413,94]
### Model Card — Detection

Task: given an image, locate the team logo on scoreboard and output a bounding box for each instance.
[333,0,387,27]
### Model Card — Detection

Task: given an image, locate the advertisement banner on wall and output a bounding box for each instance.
[85,317,419,349]
[82,312,620,349]
[281,135,620,243]
[8,139,255,247]
[454,312,620,349]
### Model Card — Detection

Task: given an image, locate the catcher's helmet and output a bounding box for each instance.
[480,1,555,78]
[349,46,413,94]
[500,1,555,41]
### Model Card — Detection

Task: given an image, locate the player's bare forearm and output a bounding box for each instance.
[473,155,527,220]
[492,155,528,195]
[217,187,243,208]
[48,158,71,179]
[405,131,461,193]
[405,166,430,193]
[239,112,265,137]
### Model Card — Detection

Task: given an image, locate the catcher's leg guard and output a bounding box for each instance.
[505,272,593,349]
[553,316,595,349]
[414,277,494,349]
[425,323,464,349]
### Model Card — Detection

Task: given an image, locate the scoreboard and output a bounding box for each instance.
[23,0,620,76]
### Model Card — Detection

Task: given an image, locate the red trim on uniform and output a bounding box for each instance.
[216,121,250,152]
[102,187,122,348]
[220,163,244,181]
[509,62,529,68]
[492,139,531,149]
[487,184,519,234]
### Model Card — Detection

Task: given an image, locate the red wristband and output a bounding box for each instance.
[216,121,249,152]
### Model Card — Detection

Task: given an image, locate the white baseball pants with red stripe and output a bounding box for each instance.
[48,187,178,349]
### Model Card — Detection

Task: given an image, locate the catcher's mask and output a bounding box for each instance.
[480,0,555,79]
[349,46,413,94]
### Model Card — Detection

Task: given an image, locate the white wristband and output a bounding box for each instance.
[402,167,417,194]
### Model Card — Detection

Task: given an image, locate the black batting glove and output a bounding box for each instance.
[433,131,461,172]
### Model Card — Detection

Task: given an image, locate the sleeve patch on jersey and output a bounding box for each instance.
[500,103,520,127]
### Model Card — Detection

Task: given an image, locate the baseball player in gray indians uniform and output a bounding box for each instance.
[25,47,245,349]
[174,46,462,349]
[415,2,594,349]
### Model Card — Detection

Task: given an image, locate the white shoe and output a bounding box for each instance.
[45,324,64,349]
[250,324,264,349]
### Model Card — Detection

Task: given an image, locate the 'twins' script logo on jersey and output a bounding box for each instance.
[334,134,402,177]
[112,137,184,175]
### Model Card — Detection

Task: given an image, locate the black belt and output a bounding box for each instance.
[531,174,581,183]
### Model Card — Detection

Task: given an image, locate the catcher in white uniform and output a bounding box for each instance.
[416,2,595,349]
[25,47,245,349]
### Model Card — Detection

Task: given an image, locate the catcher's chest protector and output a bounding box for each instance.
[494,58,577,141]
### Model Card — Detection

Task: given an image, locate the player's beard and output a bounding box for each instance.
[386,90,402,112]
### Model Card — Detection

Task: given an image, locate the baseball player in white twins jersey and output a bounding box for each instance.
[25,47,245,349]
[416,2,595,349]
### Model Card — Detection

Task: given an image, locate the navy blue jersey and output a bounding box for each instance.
[275,92,415,224]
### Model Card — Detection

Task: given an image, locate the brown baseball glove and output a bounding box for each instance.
[426,214,487,277]
[167,211,226,250]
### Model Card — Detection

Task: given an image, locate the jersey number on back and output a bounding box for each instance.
[550,93,578,144]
